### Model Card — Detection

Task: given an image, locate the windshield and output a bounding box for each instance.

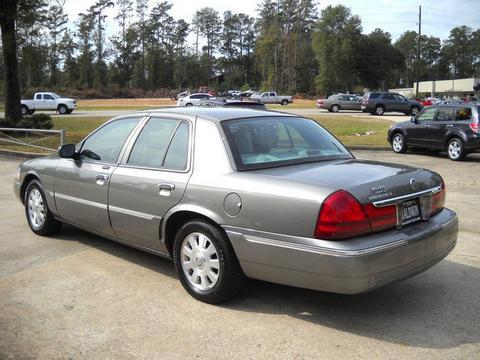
[222,116,352,170]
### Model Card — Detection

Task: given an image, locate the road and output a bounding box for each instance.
[0,151,478,359]
[3,107,412,123]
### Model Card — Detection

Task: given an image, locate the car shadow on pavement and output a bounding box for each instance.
[55,225,479,349]
[224,259,480,349]
[405,148,480,162]
[55,225,178,278]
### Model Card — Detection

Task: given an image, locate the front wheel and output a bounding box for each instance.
[391,133,407,153]
[281,99,288,105]
[25,180,62,236]
[173,220,244,303]
[447,138,466,161]
[410,106,420,116]
[375,105,385,115]
[58,105,68,114]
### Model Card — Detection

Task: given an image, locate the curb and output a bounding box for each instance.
[347,145,391,151]
[0,149,51,160]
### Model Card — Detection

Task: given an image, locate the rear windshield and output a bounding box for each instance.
[222,116,352,170]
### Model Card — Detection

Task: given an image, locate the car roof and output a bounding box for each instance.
[145,107,295,122]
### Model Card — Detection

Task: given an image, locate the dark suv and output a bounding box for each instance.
[362,92,423,116]
[388,104,480,160]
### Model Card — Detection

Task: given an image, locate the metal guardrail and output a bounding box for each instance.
[0,127,65,152]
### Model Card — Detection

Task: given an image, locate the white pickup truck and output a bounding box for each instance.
[250,91,293,105]
[21,92,77,115]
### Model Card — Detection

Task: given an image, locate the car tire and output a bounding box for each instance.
[173,220,245,304]
[410,106,420,116]
[375,105,385,115]
[331,104,340,112]
[185,103,193,107]
[21,105,29,116]
[24,180,62,236]
[281,99,288,106]
[28,110,35,115]
[58,104,68,114]
[391,133,407,153]
[447,138,466,161]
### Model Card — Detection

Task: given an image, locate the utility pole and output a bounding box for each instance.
[415,5,421,98]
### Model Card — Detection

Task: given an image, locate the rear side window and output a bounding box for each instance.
[35,94,42,100]
[370,93,380,99]
[455,107,472,121]
[435,107,454,121]
[128,118,181,169]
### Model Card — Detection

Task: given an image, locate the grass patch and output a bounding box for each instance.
[310,115,392,146]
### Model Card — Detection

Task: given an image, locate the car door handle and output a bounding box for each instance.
[158,183,175,191]
[446,124,453,128]
[425,124,431,127]
[96,174,109,181]
[158,183,175,197]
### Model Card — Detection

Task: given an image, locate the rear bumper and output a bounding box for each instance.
[465,134,480,151]
[224,208,457,294]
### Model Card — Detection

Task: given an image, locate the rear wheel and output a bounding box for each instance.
[21,105,29,116]
[375,105,385,115]
[447,138,466,161]
[391,133,407,153]
[331,104,340,112]
[25,180,62,236]
[173,220,244,303]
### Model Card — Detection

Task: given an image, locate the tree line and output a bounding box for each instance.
[1,0,479,104]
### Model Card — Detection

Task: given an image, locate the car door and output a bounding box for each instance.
[33,93,42,109]
[394,94,410,113]
[108,116,192,251]
[382,93,395,111]
[54,117,142,237]
[42,93,56,110]
[406,107,438,147]
[337,95,348,110]
[426,107,455,148]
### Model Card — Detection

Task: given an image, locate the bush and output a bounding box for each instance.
[0,113,53,129]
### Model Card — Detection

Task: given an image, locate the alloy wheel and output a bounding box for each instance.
[28,188,46,230]
[392,134,403,152]
[448,140,462,160]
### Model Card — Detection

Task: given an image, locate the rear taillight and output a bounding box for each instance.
[469,122,480,134]
[431,183,446,215]
[314,191,371,240]
[364,203,397,232]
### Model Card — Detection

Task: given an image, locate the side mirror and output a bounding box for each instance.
[410,116,417,124]
[59,144,78,159]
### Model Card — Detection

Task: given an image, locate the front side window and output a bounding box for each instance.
[128,118,189,170]
[222,117,352,170]
[416,107,437,123]
[80,117,140,163]
[44,94,54,100]
[394,94,406,101]
[383,93,395,100]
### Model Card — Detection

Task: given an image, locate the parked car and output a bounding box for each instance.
[361,92,423,116]
[388,104,480,160]
[21,92,77,115]
[198,98,265,109]
[15,107,457,303]
[250,91,293,105]
[176,90,190,100]
[177,93,214,107]
[317,94,361,112]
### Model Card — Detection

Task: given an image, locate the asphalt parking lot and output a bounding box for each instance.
[0,150,479,359]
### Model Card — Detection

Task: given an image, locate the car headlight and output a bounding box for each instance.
[15,167,21,182]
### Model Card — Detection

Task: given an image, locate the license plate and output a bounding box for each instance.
[401,199,421,226]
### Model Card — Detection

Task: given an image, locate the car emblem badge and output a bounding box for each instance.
[410,178,418,191]
[371,185,386,194]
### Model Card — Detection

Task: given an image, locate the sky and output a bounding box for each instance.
[63,0,480,42]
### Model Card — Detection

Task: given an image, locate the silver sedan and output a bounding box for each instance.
[14,108,458,303]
